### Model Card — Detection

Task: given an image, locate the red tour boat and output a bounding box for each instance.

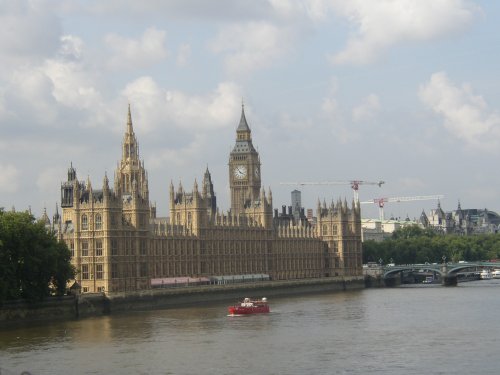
[228,297,270,315]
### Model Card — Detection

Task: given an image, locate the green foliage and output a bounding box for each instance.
[363,225,500,265]
[391,224,435,240]
[0,210,75,302]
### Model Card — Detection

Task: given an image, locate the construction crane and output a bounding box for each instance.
[280,180,384,201]
[360,195,444,221]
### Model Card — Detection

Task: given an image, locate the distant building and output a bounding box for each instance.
[361,201,500,241]
[422,201,499,235]
[361,218,416,242]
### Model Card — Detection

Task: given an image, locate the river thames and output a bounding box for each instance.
[1,279,499,375]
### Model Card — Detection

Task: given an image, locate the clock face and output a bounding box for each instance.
[234,165,247,179]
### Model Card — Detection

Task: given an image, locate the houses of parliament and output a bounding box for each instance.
[54,105,362,293]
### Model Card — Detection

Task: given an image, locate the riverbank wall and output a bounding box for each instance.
[108,276,364,311]
[0,276,364,327]
[0,293,108,327]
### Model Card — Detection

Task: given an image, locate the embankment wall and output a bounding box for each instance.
[0,276,364,326]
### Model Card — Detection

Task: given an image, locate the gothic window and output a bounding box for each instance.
[322,224,328,235]
[140,262,147,277]
[81,214,88,230]
[82,264,89,279]
[111,239,118,255]
[96,264,103,279]
[69,241,74,258]
[153,263,158,276]
[96,240,103,256]
[111,263,118,278]
[82,241,88,257]
[95,214,102,230]
[333,225,338,235]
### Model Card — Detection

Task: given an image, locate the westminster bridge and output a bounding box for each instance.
[366,261,500,287]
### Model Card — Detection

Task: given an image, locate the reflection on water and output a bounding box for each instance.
[1,280,500,375]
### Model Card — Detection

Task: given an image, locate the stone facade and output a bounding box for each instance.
[55,105,362,293]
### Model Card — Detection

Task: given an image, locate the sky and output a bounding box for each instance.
[1,0,500,221]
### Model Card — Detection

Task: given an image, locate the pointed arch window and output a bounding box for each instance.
[82,240,88,257]
[96,240,103,256]
[82,264,89,279]
[95,214,102,230]
[96,264,103,279]
[81,214,88,230]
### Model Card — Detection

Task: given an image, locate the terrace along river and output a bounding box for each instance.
[1,279,500,375]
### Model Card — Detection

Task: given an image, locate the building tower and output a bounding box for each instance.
[116,104,149,201]
[202,166,217,218]
[229,103,262,214]
[291,190,301,222]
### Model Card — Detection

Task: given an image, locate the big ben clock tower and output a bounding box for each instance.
[229,104,261,215]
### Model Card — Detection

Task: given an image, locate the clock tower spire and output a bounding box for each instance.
[229,103,261,214]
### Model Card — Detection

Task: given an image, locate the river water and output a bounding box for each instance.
[1,279,500,375]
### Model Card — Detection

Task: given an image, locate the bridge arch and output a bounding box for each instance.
[383,266,444,279]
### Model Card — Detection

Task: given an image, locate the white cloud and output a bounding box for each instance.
[0,164,20,193]
[330,0,480,65]
[59,35,84,61]
[104,27,168,69]
[121,77,242,133]
[4,35,105,128]
[37,166,63,194]
[418,72,500,149]
[176,44,191,67]
[209,21,295,75]
[0,0,61,70]
[320,77,360,144]
[8,66,58,125]
[44,59,102,112]
[352,94,380,122]
[148,135,207,171]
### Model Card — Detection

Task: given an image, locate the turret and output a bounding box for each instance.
[61,163,77,207]
[68,162,76,182]
[103,172,110,195]
[169,181,175,204]
[82,176,90,196]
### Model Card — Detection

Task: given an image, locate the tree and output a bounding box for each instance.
[362,225,500,265]
[0,210,75,302]
[391,224,435,240]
